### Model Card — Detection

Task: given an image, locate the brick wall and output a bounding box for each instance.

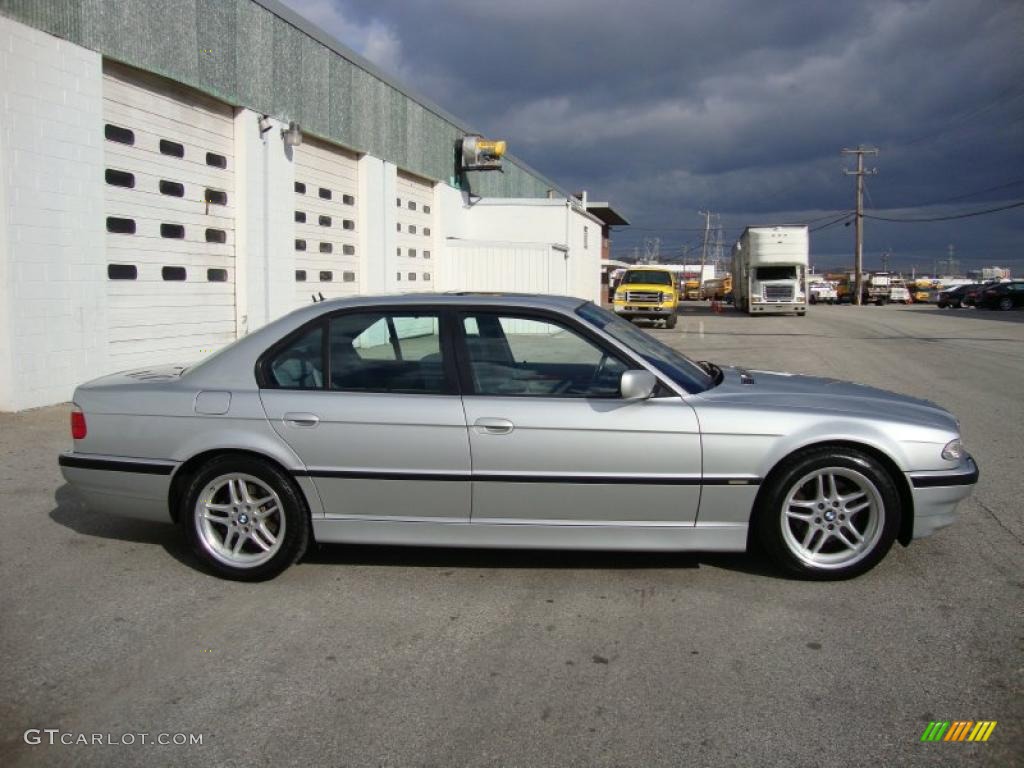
[0,16,107,411]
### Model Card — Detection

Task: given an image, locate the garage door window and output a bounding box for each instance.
[460,314,627,398]
[329,313,447,394]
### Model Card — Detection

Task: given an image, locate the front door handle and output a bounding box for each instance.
[284,412,320,427]
[474,417,514,435]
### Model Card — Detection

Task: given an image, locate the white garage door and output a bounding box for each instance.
[293,137,360,307]
[102,61,236,371]
[395,171,436,291]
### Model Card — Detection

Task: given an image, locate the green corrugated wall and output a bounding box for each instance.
[0,0,563,197]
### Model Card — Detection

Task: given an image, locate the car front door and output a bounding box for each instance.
[455,310,702,525]
[259,309,471,521]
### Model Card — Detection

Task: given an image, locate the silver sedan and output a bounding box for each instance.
[59,294,978,580]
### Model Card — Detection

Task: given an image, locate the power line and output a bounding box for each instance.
[862,200,1024,223]
[810,213,855,232]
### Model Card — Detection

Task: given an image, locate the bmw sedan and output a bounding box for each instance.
[59,294,978,581]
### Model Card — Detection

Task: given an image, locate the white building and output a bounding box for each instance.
[0,4,614,411]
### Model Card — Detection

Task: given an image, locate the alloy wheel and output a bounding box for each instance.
[194,473,285,568]
[780,467,883,570]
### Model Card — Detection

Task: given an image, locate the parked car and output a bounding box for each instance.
[59,294,977,581]
[936,284,976,308]
[976,280,1024,310]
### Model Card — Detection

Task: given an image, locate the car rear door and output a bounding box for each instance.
[259,309,471,522]
[455,309,702,525]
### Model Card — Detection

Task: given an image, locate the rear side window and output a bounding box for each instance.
[329,312,446,394]
[268,325,324,390]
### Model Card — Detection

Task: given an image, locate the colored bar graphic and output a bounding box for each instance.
[920,720,996,742]
[945,721,973,741]
[968,722,997,742]
[921,722,950,741]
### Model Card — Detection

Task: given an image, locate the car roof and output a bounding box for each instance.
[306,292,589,311]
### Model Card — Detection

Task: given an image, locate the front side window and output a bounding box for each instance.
[461,313,627,398]
[576,302,715,393]
[330,313,446,394]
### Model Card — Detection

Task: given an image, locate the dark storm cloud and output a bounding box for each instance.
[284,0,1024,270]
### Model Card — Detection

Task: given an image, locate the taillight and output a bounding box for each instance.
[71,406,87,440]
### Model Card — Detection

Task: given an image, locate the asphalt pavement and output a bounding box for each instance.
[1,303,1021,767]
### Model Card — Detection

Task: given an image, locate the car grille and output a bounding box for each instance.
[623,290,662,303]
[764,285,793,302]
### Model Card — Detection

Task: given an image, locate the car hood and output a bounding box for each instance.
[695,366,957,431]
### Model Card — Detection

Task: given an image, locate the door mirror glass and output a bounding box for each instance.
[620,370,657,400]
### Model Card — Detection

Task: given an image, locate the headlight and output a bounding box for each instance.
[660,292,670,303]
[941,439,964,461]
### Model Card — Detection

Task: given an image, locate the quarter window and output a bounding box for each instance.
[460,314,627,398]
[329,313,445,394]
[268,325,323,389]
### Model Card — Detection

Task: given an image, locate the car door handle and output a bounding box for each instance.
[474,417,514,435]
[283,412,320,427]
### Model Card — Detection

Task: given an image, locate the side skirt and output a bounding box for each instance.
[311,519,749,552]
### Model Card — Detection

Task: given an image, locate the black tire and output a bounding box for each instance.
[998,297,1013,311]
[180,454,310,581]
[796,311,806,317]
[665,313,677,329]
[753,446,900,580]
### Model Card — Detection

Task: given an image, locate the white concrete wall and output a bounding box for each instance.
[233,109,296,335]
[0,17,106,411]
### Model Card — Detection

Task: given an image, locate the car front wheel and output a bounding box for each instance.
[181,455,309,581]
[755,447,900,579]
[998,297,1013,311]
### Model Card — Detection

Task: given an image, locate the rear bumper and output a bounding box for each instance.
[906,456,979,539]
[58,452,175,523]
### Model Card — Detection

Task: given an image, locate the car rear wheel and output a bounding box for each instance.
[755,447,900,579]
[998,297,1013,311]
[181,455,309,581]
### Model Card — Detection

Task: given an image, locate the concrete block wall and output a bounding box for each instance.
[0,16,107,411]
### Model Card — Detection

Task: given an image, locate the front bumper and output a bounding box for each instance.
[613,304,675,317]
[749,303,806,314]
[906,455,979,539]
[58,452,176,523]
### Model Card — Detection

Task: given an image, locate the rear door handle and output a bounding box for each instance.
[474,417,514,435]
[284,412,320,427]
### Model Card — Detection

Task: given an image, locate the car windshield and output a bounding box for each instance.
[620,270,673,286]
[576,302,716,393]
[755,266,797,281]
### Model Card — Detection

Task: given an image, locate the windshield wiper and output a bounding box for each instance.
[697,360,724,385]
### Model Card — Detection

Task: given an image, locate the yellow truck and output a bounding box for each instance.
[612,267,679,328]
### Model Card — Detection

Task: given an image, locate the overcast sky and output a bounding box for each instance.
[282,0,1023,273]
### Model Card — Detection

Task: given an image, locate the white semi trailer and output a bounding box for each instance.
[731,226,809,316]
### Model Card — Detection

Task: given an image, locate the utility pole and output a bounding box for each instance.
[842,146,879,305]
[698,209,711,290]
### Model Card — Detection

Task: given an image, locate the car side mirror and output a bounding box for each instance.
[620,370,657,400]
